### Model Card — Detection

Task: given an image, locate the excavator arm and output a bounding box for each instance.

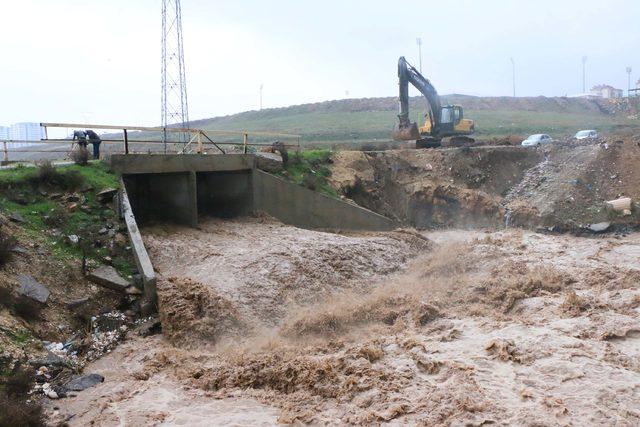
[393,56,442,141]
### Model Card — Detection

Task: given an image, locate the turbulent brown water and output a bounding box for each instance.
[50,217,640,425]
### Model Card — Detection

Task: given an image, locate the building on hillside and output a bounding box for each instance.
[0,126,9,140]
[8,122,45,141]
[590,84,623,99]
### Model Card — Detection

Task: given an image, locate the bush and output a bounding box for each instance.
[0,231,16,268]
[71,146,89,166]
[29,161,85,191]
[0,366,45,427]
[42,207,68,227]
[0,286,13,307]
[4,366,32,398]
[13,297,41,321]
[302,173,319,191]
[0,397,45,427]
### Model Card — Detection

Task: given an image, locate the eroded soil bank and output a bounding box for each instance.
[50,217,640,425]
[329,139,640,231]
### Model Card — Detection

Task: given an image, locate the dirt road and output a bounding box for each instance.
[49,217,640,425]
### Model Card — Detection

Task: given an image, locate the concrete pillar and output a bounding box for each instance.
[188,171,198,227]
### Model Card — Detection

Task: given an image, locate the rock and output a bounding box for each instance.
[65,297,89,309]
[140,299,156,317]
[30,351,69,369]
[67,235,79,245]
[255,152,284,173]
[17,274,50,303]
[11,245,28,254]
[588,222,611,233]
[98,227,108,235]
[125,286,142,296]
[87,266,131,292]
[605,197,632,212]
[135,317,162,337]
[64,373,104,391]
[622,209,632,216]
[9,212,25,223]
[97,188,118,204]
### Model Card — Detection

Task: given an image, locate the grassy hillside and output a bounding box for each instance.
[186,95,640,149]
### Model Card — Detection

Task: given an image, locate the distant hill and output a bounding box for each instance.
[120,95,640,149]
[185,95,640,147]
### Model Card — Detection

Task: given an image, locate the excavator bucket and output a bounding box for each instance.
[392,120,420,141]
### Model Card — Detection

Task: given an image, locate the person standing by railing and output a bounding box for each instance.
[72,130,88,148]
[85,129,102,159]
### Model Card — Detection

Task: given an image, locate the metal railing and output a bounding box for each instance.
[0,123,302,163]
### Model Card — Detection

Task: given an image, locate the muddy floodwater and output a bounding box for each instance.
[51,217,640,425]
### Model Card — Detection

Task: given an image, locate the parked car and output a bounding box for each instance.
[521,134,553,147]
[574,129,598,140]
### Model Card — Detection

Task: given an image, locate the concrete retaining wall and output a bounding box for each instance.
[253,169,395,231]
[118,179,157,306]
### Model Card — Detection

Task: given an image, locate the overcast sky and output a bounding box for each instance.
[1,0,639,128]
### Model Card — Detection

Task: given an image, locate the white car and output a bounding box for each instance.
[522,134,553,147]
[574,130,598,140]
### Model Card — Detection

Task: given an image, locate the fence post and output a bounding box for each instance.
[243,133,248,154]
[124,129,129,154]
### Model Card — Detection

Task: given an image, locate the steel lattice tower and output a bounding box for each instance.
[161,0,189,150]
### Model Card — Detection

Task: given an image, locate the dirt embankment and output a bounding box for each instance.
[329,146,541,228]
[504,138,640,229]
[329,138,640,230]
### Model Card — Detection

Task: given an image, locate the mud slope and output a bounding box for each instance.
[504,138,640,228]
[51,221,640,426]
[330,146,541,228]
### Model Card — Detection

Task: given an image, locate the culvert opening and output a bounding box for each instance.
[196,170,253,218]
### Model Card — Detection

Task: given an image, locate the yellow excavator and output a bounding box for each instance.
[392,56,475,148]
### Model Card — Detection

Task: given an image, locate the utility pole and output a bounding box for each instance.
[626,67,632,97]
[416,38,422,73]
[582,56,588,93]
[259,83,263,110]
[510,57,515,97]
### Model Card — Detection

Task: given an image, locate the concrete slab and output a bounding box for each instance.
[88,266,131,292]
[109,153,254,175]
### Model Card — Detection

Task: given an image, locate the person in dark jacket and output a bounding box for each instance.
[85,130,102,159]
[72,130,88,148]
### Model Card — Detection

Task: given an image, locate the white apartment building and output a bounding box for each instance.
[8,122,45,141]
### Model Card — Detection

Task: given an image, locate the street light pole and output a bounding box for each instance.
[582,56,588,93]
[510,57,515,97]
[416,38,422,73]
[626,67,632,97]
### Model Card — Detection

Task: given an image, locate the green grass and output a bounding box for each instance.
[0,163,134,277]
[280,149,339,198]
[110,96,640,150]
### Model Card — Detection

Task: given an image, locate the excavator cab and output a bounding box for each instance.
[438,105,462,133]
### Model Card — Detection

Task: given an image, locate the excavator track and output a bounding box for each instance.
[416,138,442,149]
